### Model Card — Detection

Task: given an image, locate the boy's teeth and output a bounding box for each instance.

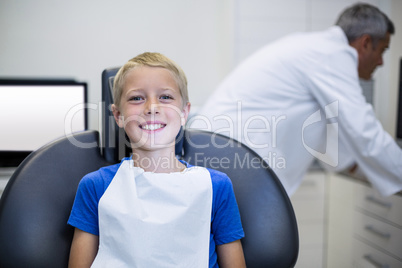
[142,124,163,130]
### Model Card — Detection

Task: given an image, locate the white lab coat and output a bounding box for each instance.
[190,26,402,196]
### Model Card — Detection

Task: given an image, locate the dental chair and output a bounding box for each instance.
[0,68,298,268]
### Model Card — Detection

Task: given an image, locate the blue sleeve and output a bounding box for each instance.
[209,169,245,245]
[67,172,101,235]
[67,164,119,236]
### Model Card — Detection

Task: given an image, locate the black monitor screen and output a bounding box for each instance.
[0,79,87,167]
[397,59,402,140]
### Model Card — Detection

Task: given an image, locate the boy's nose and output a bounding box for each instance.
[144,100,160,115]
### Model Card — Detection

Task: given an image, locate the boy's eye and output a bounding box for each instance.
[160,95,173,100]
[129,96,143,101]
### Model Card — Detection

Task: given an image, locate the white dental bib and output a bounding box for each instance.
[91,159,213,268]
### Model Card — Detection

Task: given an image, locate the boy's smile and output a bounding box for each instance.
[112,66,190,152]
[139,121,166,131]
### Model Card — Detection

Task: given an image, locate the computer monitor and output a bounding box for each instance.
[0,79,87,167]
[396,58,402,145]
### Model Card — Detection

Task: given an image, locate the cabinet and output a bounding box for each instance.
[327,173,402,268]
[353,183,402,267]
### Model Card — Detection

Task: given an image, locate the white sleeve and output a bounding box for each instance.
[307,47,402,196]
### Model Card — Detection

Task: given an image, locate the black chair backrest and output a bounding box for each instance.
[0,131,110,268]
[101,67,122,162]
[182,130,299,267]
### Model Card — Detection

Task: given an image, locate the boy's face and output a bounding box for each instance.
[112,66,190,151]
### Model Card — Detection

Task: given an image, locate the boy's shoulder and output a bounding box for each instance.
[206,168,235,194]
[205,167,230,182]
[79,160,123,188]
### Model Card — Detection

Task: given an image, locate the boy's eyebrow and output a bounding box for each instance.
[125,88,143,95]
[161,87,178,93]
[125,87,179,95]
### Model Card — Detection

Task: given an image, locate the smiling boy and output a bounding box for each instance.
[67,52,246,267]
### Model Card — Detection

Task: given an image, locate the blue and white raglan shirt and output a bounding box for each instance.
[68,158,244,267]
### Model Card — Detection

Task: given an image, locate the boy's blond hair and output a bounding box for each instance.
[113,52,189,108]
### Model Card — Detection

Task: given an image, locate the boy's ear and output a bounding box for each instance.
[181,102,191,126]
[111,104,124,128]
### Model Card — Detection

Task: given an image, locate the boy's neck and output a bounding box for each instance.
[131,148,186,173]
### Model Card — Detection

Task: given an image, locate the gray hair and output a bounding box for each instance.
[336,3,394,46]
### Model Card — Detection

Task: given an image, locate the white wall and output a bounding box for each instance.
[0,0,234,130]
[1,0,400,136]
[234,0,394,62]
